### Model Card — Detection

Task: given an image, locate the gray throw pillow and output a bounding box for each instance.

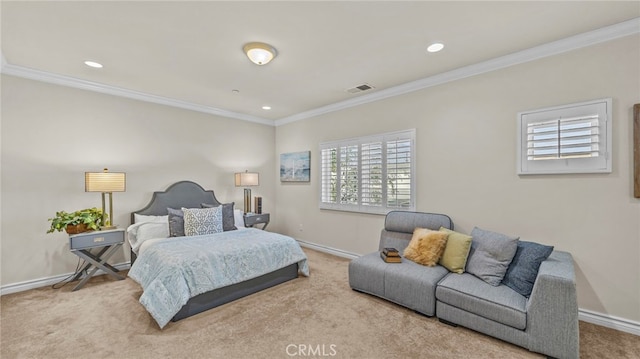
[466,227,519,286]
[167,207,185,237]
[201,202,237,231]
[502,241,554,297]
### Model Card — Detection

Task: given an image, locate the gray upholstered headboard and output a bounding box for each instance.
[131,181,222,224]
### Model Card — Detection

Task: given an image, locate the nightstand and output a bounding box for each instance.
[68,228,125,291]
[244,213,270,230]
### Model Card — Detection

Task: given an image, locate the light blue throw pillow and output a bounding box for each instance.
[502,241,554,297]
[466,227,519,286]
[182,206,223,236]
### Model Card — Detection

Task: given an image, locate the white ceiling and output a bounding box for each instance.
[2,1,639,125]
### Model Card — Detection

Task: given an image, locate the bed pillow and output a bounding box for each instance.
[127,216,169,253]
[134,213,168,224]
[136,221,169,240]
[182,206,223,236]
[466,227,519,286]
[167,208,185,237]
[201,202,237,231]
[234,209,245,228]
[403,228,449,266]
[438,227,472,274]
[502,241,554,297]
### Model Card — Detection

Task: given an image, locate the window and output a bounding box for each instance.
[517,98,612,175]
[320,129,415,214]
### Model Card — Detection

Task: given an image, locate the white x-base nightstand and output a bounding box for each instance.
[68,228,125,291]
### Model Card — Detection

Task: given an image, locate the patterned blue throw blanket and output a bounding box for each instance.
[128,228,309,328]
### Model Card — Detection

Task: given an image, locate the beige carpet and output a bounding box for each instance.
[1,249,638,359]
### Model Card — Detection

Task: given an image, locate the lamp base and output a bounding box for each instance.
[101,225,117,230]
[244,188,252,214]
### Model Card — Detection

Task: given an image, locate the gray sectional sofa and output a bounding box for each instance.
[348,211,579,359]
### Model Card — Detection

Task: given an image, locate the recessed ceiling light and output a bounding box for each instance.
[427,43,444,53]
[84,60,103,68]
[262,106,272,110]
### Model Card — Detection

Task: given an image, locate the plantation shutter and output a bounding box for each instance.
[386,136,413,208]
[339,144,359,205]
[361,141,383,207]
[319,129,415,214]
[320,147,338,205]
[518,98,611,174]
[527,115,600,161]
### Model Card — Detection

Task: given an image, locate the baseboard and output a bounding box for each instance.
[297,239,640,337]
[0,262,131,296]
[578,309,640,336]
[296,239,360,260]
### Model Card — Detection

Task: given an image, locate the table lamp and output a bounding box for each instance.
[85,168,126,229]
[235,170,259,214]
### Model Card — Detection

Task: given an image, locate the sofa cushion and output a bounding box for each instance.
[438,227,472,274]
[378,229,413,253]
[436,273,527,330]
[348,252,388,295]
[502,241,554,297]
[404,228,449,266]
[466,227,519,286]
[349,250,449,316]
[384,260,449,316]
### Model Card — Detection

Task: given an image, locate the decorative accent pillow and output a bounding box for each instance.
[167,207,185,237]
[201,202,237,231]
[466,227,519,286]
[403,228,449,266]
[182,206,223,236]
[438,227,472,274]
[502,241,554,297]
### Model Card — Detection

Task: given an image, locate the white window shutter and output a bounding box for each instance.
[518,98,612,175]
[320,129,416,214]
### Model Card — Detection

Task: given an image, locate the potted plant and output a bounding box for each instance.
[47,207,107,234]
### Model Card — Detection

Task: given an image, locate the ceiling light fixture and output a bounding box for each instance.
[84,60,103,68]
[262,106,271,110]
[427,43,444,53]
[243,42,277,65]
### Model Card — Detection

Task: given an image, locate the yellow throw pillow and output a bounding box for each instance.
[438,227,473,274]
[404,228,449,266]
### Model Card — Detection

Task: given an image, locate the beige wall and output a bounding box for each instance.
[1,75,275,285]
[274,35,640,323]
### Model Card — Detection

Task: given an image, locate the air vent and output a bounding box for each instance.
[346,83,375,94]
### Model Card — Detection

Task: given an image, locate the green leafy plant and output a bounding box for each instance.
[47,207,107,233]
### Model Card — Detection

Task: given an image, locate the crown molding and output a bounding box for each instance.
[0,59,274,126]
[274,17,640,126]
[2,18,638,127]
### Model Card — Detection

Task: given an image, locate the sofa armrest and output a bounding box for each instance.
[526,250,579,359]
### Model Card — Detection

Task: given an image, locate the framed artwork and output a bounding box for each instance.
[634,104,639,198]
[280,151,310,182]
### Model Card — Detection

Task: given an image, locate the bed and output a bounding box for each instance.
[126,181,309,328]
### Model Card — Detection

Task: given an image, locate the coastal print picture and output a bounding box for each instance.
[280,151,310,182]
